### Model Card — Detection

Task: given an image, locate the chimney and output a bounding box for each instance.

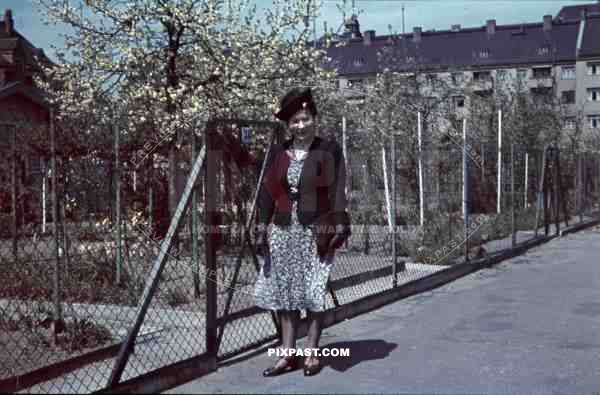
[486,19,496,36]
[451,24,461,32]
[4,9,13,35]
[363,30,375,46]
[413,26,422,43]
[543,15,552,31]
[344,14,362,39]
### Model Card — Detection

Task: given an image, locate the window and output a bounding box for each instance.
[479,48,490,58]
[561,66,576,80]
[532,67,551,78]
[587,62,600,76]
[474,89,493,98]
[588,88,600,102]
[452,95,465,109]
[531,87,552,95]
[537,45,550,56]
[517,68,528,80]
[352,57,366,67]
[589,115,600,129]
[348,79,364,90]
[564,117,576,130]
[561,90,575,104]
[473,71,491,81]
[451,72,462,85]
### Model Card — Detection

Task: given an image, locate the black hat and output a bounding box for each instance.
[274,87,318,122]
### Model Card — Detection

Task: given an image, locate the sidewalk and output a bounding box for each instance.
[168,226,600,394]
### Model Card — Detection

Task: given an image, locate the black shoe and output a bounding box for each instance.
[303,358,323,376]
[262,356,299,377]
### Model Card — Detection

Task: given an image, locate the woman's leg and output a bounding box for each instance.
[305,310,323,365]
[280,310,300,349]
[273,310,300,368]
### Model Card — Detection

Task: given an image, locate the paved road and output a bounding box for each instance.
[169,226,600,394]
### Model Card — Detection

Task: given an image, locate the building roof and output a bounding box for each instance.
[580,15,600,58]
[322,13,600,76]
[1,11,53,70]
[556,3,600,21]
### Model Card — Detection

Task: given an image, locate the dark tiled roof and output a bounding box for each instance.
[580,15,600,57]
[324,20,582,75]
[556,3,600,21]
[0,19,52,67]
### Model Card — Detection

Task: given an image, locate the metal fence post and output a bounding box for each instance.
[497,109,502,214]
[418,111,424,226]
[342,115,350,250]
[582,151,588,217]
[192,132,201,298]
[557,147,569,227]
[391,132,398,286]
[362,163,370,255]
[462,119,469,262]
[147,157,154,232]
[534,147,547,238]
[114,121,122,285]
[524,152,529,208]
[50,108,63,339]
[11,124,18,262]
[578,153,583,223]
[41,157,47,234]
[511,143,516,247]
[551,147,559,235]
[204,127,218,361]
[544,149,550,236]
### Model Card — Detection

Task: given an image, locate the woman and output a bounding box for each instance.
[253,87,351,377]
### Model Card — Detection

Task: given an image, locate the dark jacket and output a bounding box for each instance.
[258,136,351,257]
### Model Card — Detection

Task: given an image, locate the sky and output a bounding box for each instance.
[2,0,595,62]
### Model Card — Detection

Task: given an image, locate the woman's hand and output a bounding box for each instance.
[321,249,335,265]
[255,227,269,256]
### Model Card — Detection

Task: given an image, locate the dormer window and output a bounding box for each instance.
[352,57,365,67]
[537,45,550,56]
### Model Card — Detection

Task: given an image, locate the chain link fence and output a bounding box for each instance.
[2,117,600,393]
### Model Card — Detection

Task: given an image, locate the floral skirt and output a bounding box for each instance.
[253,222,333,312]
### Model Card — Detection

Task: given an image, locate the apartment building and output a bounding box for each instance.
[320,3,600,139]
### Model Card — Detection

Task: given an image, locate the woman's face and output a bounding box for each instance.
[287,109,316,144]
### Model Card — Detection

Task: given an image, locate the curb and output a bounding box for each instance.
[559,217,600,237]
